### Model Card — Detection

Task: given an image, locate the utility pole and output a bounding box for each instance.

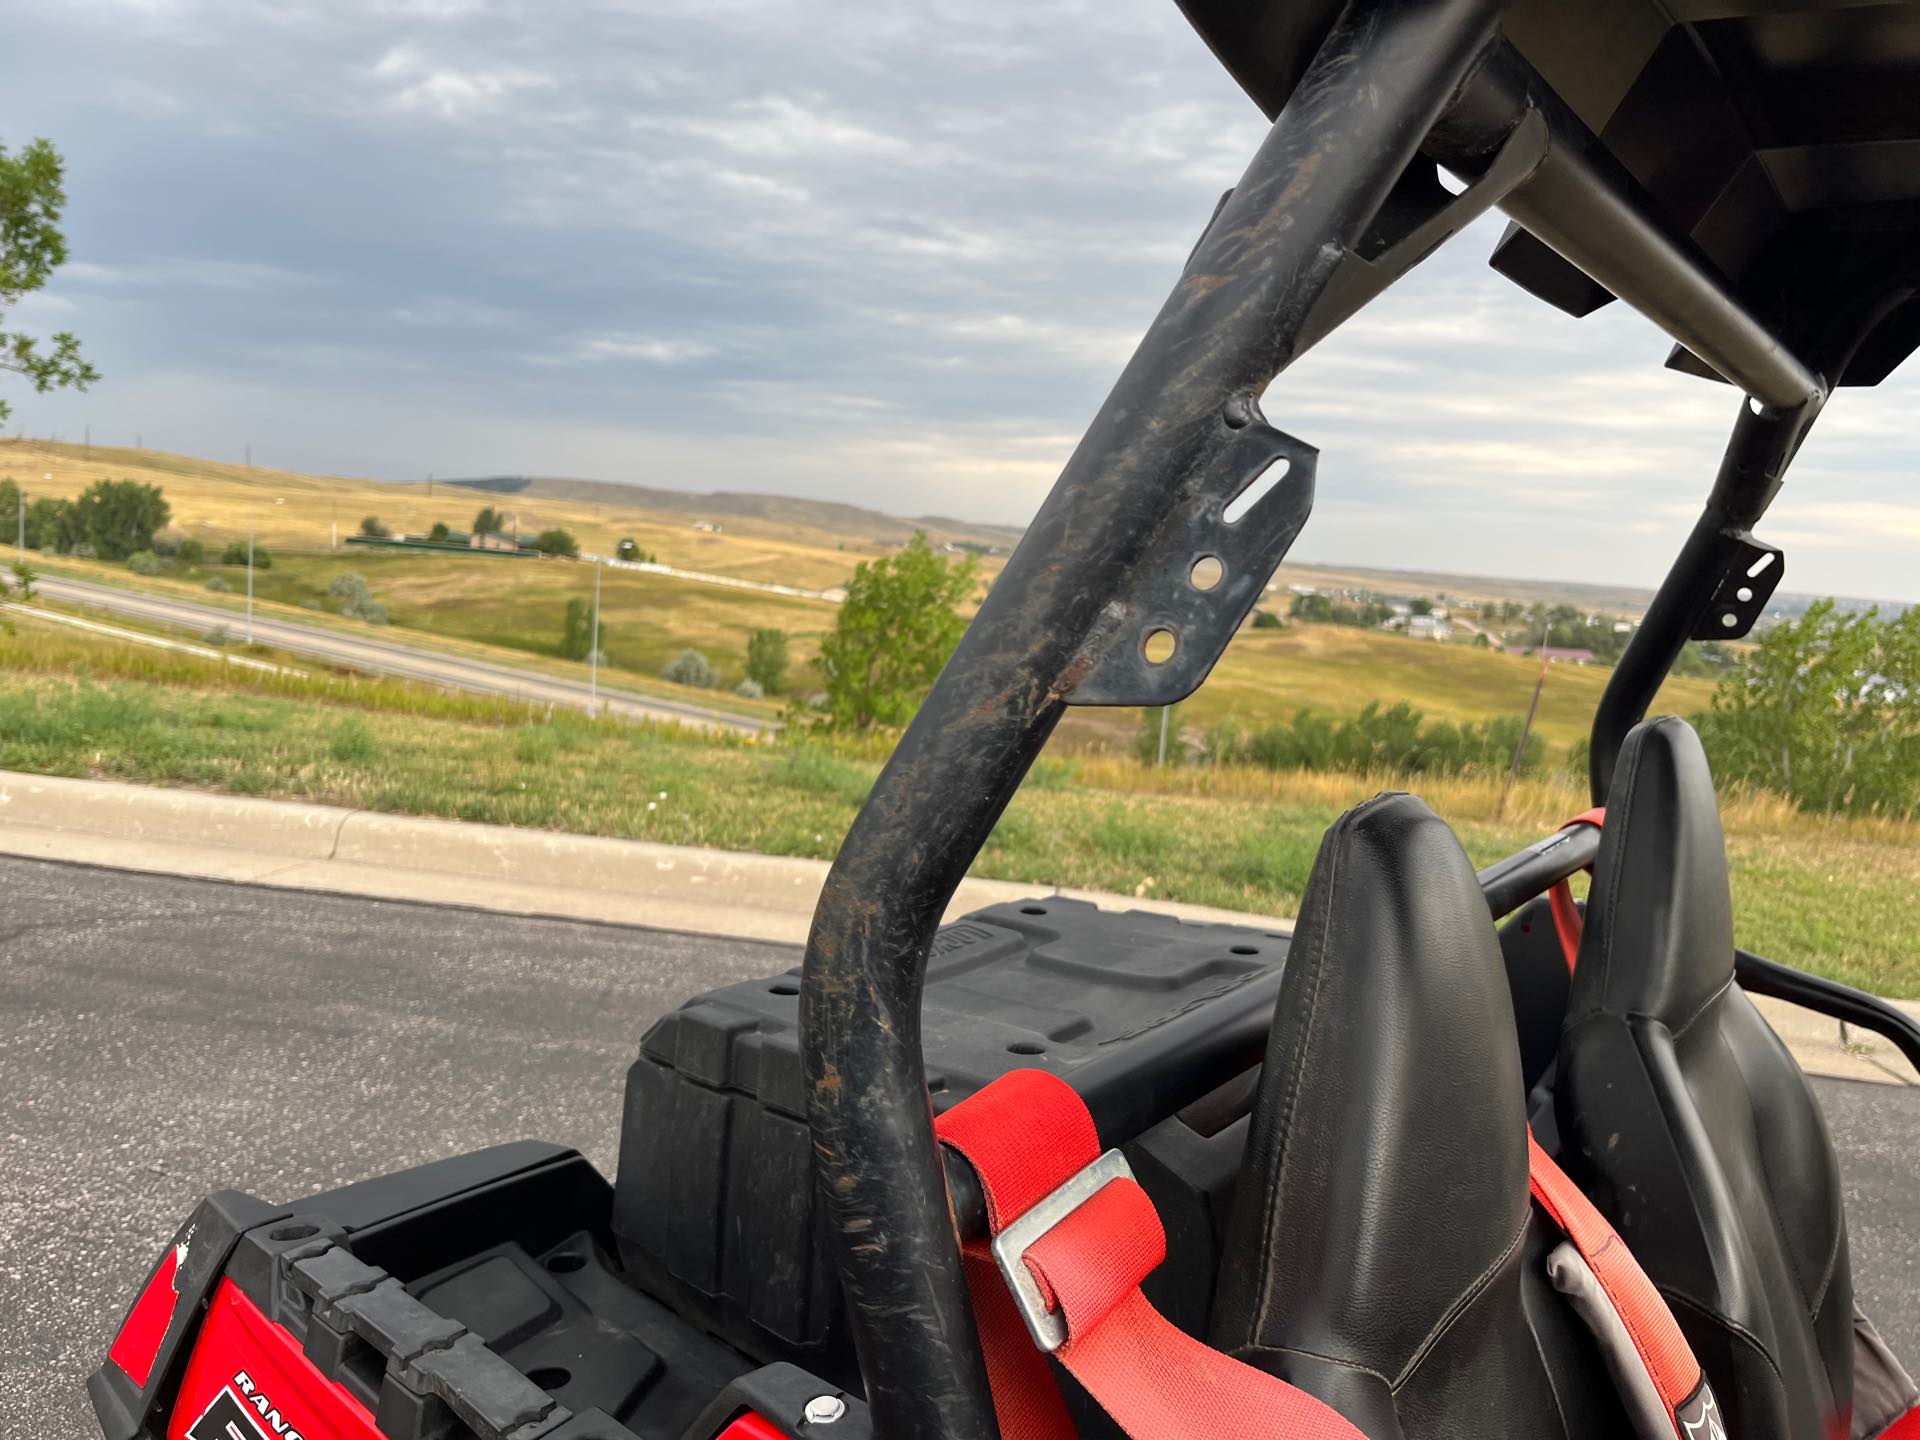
[245,444,253,469]
[84,425,91,456]
[246,509,256,644]
[589,562,602,714]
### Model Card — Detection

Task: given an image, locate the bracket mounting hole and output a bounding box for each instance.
[1747,552,1776,578]
[1721,612,1739,629]
[1189,556,1224,592]
[1143,628,1177,665]
[1223,458,1289,525]
[1736,586,1753,602]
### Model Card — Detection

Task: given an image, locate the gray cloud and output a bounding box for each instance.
[3,0,1916,598]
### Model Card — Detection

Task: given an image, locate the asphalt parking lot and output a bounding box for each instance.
[4,854,1916,1436]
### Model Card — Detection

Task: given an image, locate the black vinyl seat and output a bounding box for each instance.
[1557,717,1854,1440]
[1210,793,1628,1440]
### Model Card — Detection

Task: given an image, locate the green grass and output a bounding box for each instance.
[5,617,1919,994]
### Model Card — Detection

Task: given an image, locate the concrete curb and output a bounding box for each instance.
[2,769,1913,1087]
[0,769,1290,943]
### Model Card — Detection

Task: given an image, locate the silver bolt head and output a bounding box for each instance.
[803,1395,847,1425]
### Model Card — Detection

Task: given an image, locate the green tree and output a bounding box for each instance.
[818,532,977,729]
[176,537,205,566]
[65,478,169,560]
[530,528,579,558]
[359,515,390,538]
[615,537,642,561]
[1695,599,1920,816]
[21,495,69,550]
[0,477,18,539]
[10,559,34,599]
[473,506,505,536]
[561,596,603,661]
[1,138,97,422]
[1249,609,1283,630]
[1410,597,1434,616]
[746,627,789,693]
[427,521,450,542]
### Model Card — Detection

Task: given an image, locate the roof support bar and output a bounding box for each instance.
[1428,42,1827,413]
[798,2,1514,1434]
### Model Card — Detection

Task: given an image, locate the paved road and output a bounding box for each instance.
[32,573,770,735]
[4,857,1916,1435]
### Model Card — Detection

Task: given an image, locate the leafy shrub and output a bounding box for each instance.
[1244,702,1541,779]
[175,537,205,566]
[151,535,179,558]
[530,528,580,559]
[662,650,719,688]
[615,538,655,563]
[204,574,233,593]
[359,515,391,538]
[127,550,163,576]
[427,521,451,542]
[746,627,789,694]
[734,678,765,699]
[1249,609,1284,630]
[560,597,602,661]
[329,717,377,762]
[221,542,247,565]
[204,625,231,646]
[1136,704,1185,766]
[328,571,387,624]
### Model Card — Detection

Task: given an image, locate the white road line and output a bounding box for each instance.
[3,603,304,675]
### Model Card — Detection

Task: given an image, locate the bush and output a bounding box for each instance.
[221,542,248,565]
[560,596,603,661]
[127,550,163,576]
[204,624,231,646]
[662,650,720,688]
[329,717,377,762]
[734,678,765,700]
[427,521,450,542]
[204,574,233,593]
[616,538,654,563]
[746,627,789,694]
[1243,702,1541,779]
[176,537,205,566]
[328,572,387,623]
[1249,609,1284,630]
[530,528,580,559]
[252,546,272,570]
[151,535,179,558]
[359,515,391,538]
[1136,704,1185,766]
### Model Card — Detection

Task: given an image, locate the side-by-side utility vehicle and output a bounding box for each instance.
[88,3,1920,1438]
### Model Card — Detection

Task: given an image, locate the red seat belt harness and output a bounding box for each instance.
[1528,1133,1724,1440]
[934,1068,1371,1440]
[1548,807,1606,974]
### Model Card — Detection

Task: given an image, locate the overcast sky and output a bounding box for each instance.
[4,0,1916,598]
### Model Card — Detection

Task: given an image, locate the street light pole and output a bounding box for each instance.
[590,561,601,714]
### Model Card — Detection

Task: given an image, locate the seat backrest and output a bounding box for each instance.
[1210,792,1628,1440]
[1558,716,1854,1440]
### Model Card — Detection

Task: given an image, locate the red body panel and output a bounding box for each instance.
[716,1415,787,1439]
[167,1280,381,1440]
[108,1245,182,1389]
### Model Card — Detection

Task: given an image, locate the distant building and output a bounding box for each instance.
[1613,620,1635,634]
[1407,614,1453,641]
[692,520,722,533]
[471,532,521,552]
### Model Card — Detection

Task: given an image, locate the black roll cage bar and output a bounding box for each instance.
[794,4,1920,1435]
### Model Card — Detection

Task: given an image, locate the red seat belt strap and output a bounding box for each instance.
[1548,807,1606,974]
[1528,1133,1720,1439]
[936,1069,1371,1440]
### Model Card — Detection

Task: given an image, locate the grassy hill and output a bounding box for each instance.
[6,437,1717,758]
[439,473,1023,552]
